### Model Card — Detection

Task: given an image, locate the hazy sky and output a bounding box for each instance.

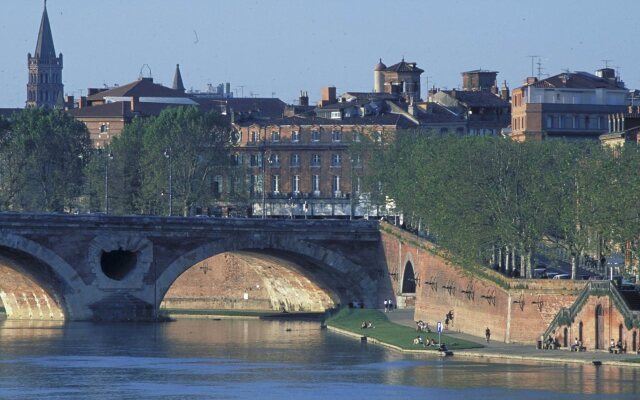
[2,0,639,108]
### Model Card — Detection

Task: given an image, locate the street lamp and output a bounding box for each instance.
[105,150,113,214]
[260,140,271,219]
[164,147,172,216]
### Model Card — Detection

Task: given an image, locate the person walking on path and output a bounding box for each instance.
[383,299,388,312]
[485,327,491,343]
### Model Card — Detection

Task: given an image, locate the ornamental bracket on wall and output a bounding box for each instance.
[442,280,456,296]
[513,293,525,311]
[460,280,475,301]
[481,289,496,306]
[424,275,438,292]
[531,295,544,312]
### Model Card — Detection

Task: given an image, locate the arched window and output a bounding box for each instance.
[401,261,416,294]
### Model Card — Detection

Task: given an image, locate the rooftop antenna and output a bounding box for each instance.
[237,85,245,98]
[601,59,612,69]
[138,64,152,80]
[536,57,544,79]
[271,91,276,98]
[527,55,539,77]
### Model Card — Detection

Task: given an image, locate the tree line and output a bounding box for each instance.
[362,130,640,279]
[0,107,241,216]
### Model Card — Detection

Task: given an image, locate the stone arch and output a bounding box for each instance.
[595,304,604,350]
[401,259,416,294]
[155,236,377,310]
[0,233,83,319]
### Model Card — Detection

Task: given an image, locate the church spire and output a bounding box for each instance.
[172,64,185,93]
[35,0,56,58]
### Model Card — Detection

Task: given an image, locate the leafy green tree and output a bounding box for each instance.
[0,109,90,212]
[139,107,235,216]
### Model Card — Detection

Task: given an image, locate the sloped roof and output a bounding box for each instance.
[384,60,424,74]
[87,78,187,101]
[35,3,56,58]
[528,72,625,90]
[68,101,188,119]
[199,98,286,119]
[234,113,414,128]
[441,90,510,108]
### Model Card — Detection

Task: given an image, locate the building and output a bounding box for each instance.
[427,70,511,136]
[26,1,63,109]
[599,106,640,147]
[373,58,423,101]
[510,69,630,141]
[67,75,198,147]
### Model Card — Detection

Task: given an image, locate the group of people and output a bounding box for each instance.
[412,335,439,348]
[609,339,626,354]
[416,320,431,332]
[570,337,584,352]
[360,321,374,329]
[383,299,394,312]
[444,310,454,328]
[543,335,561,350]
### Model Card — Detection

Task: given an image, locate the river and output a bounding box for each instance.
[0,319,637,399]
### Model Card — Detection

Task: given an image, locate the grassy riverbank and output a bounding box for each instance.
[327,308,483,351]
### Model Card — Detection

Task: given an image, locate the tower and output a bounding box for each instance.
[172,64,185,93]
[27,1,64,109]
[374,58,386,93]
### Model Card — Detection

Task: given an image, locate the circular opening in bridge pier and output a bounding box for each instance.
[101,249,137,281]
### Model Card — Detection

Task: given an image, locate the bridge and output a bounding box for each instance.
[0,213,383,321]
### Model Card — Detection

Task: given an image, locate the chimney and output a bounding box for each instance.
[299,91,309,107]
[500,80,510,101]
[79,96,87,109]
[64,95,74,111]
[130,96,138,112]
[320,86,337,107]
[526,77,538,85]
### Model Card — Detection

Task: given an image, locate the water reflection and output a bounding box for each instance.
[0,319,637,399]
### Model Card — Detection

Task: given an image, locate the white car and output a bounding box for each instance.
[553,274,570,280]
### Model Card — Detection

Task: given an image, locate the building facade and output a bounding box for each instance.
[26,1,63,109]
[510,69,630,141]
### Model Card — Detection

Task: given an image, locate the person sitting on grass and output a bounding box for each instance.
[367,321,374,329]
[361,321,367,329]
[413,336,424,345]
[438,343,449,352]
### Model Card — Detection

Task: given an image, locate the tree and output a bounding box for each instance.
[139,107,235,216]
[0,109,90,212]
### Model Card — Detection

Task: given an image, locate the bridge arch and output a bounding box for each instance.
[0,233,83,320]
[156,235,378,311]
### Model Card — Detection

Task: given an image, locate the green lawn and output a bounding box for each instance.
[326,308,483,351]
[623,357,640,363]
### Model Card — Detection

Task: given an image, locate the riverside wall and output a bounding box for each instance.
[379,223,585,344]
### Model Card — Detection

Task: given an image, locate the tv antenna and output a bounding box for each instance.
[527,55,539,77]
[536,58,544,79]
[601,59,613,69]
[138,64,153,80]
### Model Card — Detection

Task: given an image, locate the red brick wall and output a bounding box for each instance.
[380,224,584,344]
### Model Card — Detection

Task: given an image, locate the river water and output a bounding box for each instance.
[0,319,637,399]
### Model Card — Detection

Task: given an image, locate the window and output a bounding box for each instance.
[250,131,258,143]
[231,153,241,166]
[311,154,321,167]
[312,175,320,193]
[251,175,262,195]
[271,131,280,142]
[269,153,280,167]
[440,127,449,134]
[99,123,109,134]
[353,154,362,168]
[331,153,342,167]
[332,175,341,196]
[250,153,261,167]
[311,130,320,142]
[330,111,342,119]
[290,153,300,167]
[574,116,580,129]
[332,130,342,142]
[291,130,300,142]
[354,176,361,193]
[546,115,553,129]
[292,175,300,193]
[353,131,361,142]
[271,175,280,193]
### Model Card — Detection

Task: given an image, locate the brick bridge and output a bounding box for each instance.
[0,213,385,321]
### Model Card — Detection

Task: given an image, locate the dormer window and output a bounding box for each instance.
[99,123,109,134]
[331,111,342,119]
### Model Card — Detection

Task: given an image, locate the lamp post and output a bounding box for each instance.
[105,150,113,214]
[260,139,271,219]
[350,157,355,220]
[163,147,172,216]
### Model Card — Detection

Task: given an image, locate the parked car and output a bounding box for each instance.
[545,271,559,279]
[553,274,570,280]
[533,267,547,279]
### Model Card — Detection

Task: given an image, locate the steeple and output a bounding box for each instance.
[27,0,64,109]
[172,64,185,93]
[35,0,56,59]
